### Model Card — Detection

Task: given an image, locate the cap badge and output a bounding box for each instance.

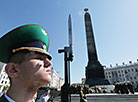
[42,44,46,51]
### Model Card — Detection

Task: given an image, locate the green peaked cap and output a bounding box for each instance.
[0,24,52,63]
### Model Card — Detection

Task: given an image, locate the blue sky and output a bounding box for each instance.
[0,0,138,83]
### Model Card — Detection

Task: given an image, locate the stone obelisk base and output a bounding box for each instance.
[85,61,110,87]
[85,78,110,87]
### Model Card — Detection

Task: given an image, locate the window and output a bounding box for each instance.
[134,77,137,80]
[1,81,4,84]
[135,68,138,72]
[125,70,128,73]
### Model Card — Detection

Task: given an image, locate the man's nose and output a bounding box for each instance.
[44,58,52,68]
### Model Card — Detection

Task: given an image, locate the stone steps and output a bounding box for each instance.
[53,93,138,102]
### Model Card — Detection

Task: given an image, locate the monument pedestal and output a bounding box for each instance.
[85,61,110,87]
[85,78,110,87]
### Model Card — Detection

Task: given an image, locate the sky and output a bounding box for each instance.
[0,0,138,84]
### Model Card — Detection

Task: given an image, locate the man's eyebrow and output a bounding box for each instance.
[36,54,48,59]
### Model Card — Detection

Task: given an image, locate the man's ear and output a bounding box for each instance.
[5,62,20,78]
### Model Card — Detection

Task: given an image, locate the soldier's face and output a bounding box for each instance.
[18,52,52,86]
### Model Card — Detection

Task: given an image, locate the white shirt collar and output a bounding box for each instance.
[4,93,16,102]
[4,93,35,102]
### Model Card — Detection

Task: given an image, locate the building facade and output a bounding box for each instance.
[49,68,63,90]
[0,63,10,94]
[104,62,138,89]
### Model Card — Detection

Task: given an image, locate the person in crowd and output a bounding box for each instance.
[79,86,87,102]
[98,87,102,93]
[0,24,52,102]
[128,82,135,94]
[39,88,53,102]
[115,83,121,94]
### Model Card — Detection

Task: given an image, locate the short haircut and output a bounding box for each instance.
[8,51,30,85]
[9,51,29,64]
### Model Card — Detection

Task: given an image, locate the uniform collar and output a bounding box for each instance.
[4,93,35,102]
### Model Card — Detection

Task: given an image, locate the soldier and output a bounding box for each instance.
[79,86,87,102]
[115,83,120,94]
[39,88,53,102]
[128,83,134,94]
[122,83,129,94]
[0,24,52,102]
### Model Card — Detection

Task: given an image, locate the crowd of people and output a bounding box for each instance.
[70,82,135,95]
[70,84,89,94]
[114,82,134,94]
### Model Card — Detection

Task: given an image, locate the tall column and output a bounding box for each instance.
[84,9,98,62]
[84,8,109,87]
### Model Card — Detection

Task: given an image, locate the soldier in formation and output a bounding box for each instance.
[79,86,87,102]
[114,82,134,94]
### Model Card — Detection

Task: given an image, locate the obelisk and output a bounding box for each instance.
[84,8,109,87]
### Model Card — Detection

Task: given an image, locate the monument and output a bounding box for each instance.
[84,8,110,87]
